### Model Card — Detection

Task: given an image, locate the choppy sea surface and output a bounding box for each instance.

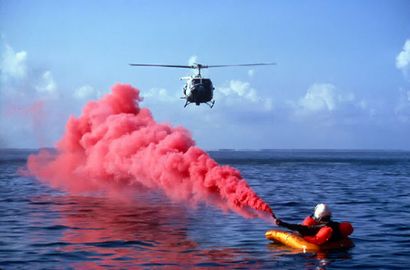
[1,149,409,269]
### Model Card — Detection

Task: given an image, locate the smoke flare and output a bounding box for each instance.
[27,84,273,218]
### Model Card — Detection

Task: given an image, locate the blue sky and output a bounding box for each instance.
[1,0,410,149]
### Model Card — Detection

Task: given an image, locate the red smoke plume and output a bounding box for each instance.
[27,84,272,218]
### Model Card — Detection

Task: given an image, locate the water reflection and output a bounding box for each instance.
[38,193,253,269]
[27,192,355,269]
[266,242,352,270]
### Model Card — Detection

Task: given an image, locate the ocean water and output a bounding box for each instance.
[0,149,409,269]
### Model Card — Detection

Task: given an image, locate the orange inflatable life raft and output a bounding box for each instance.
[265,229,354,252]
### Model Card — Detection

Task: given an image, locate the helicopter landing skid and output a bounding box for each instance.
[207,100,215,108]
[181,97,190,108]
[181,98,215,108]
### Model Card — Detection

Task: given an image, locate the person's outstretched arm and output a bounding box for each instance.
[276,219,314,236]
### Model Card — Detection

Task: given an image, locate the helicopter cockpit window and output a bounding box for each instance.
[202,79,212,87]
[192,79,201,84]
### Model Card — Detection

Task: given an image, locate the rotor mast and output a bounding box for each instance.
[194,64,204,77]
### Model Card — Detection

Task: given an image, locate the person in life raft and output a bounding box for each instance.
[274,203,354,245]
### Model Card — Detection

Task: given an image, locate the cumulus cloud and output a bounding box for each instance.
[298,83,338,112]
[73,84,101,100]
[187,55,199,76]
[0,41,99,148]
[396,39,410,74]
[293,83,356,114]
[0,42,60,100]
[219,80,256,100]
[142,87,178,103]
[0,43,27,81]
[35,71,58,98]
[188,55,198,66]
[217,79,273,110]
[0,43,60,147]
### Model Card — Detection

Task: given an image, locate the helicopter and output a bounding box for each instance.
[129,62,276,108]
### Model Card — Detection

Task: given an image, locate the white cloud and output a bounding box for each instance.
[35,71,58,98]
[288,82,373,126]
[292,83,358,114]
[0,44,61,147]
[396,39,410,73]
[298,83,338,112]
[73,85,100,100]
[142,87,178,103]
[0,41,98,148]
[187,55,199,76]
[219,80,257,102]
[0,44,27,81]
[188,55,198,66]
[217,80,273,111]
[1,42,60,100]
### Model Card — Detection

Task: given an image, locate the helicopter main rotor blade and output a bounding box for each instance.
[129,62,276,70]
[129,64,194,69]
[205,63,276,68]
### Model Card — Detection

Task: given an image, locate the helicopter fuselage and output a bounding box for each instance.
[182,76,215,107]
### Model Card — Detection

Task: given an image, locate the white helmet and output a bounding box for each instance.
[314,203,331,221]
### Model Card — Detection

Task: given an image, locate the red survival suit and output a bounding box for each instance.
[301,216,353,245]
[278,216,354,245]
